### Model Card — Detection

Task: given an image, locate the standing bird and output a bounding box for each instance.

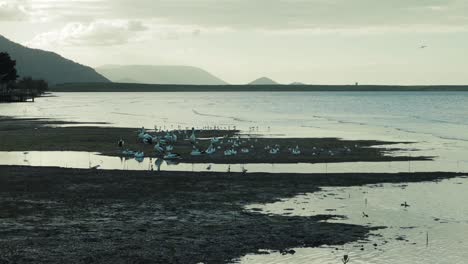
[118,139,125,148]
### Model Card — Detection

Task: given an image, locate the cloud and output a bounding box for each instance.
[9,0,468,35]
[0,1,31,21]
[29,20,148,47]
[102,0,468,32]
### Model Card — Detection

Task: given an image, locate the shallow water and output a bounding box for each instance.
[242,176,468,264]
[1,92,468,173]
[1,151,468,173]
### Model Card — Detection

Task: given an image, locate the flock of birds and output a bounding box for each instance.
[119,126,306,164]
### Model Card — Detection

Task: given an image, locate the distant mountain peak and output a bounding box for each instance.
[249,77,278,85]
[0,35,109,85]
[96,65,227,85]
[289,82,306,85]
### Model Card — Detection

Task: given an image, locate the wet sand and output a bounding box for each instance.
[0,117,430,164]
[0,166,463,264]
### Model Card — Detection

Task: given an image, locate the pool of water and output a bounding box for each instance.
[1,151,468,173]
[242,176,468,264]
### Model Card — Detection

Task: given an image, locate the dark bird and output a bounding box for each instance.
[420,45,428,49]
[401,201,410,207]
[362,212,369,218]
[342,254,350,264]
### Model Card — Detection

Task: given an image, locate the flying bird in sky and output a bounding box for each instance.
[420,45,428,49]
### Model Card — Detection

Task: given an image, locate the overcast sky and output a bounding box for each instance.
[1,0,468,84]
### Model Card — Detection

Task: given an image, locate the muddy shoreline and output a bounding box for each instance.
[0,117,431,164]
[0,166,464,263]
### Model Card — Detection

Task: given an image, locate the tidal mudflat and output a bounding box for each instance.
[0,117,430,165]
[0,166,463,264]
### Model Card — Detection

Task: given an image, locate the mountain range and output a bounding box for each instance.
[96,65,227,85]
[0,35,109,85]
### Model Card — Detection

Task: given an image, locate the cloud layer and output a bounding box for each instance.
[29,20,148,47]
[4,0,468,30]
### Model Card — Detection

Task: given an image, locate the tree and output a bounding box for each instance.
[0,52,18,93]
[16,77,49,96]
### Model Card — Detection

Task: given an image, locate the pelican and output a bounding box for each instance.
[122,149,135,156]
[224,149,237,156]
[154,141,164,153]
[134,151,145,163]
[138,127,146,139]
[292,145,301,155]
[191,147,202,156]
[269,148,279,154]
[155,158,164,171]
[134,151,144,159]
[166,145,174,152]
[163,152,181,160]
[206,144,216,155]
[189,127,197,144]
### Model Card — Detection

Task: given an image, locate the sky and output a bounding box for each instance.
[1,0,468,85]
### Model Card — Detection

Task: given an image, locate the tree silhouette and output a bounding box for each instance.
[0,52,18,92]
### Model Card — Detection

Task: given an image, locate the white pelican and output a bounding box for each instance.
[154,142,164,153]
[134,151,144,159]
[269,148,279,154]
[206,144,216,155]
[224,149,237,156]
[163,152,181,160]
[292,145,301,155]
[191,147,202,156]
[189,128,197,144]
